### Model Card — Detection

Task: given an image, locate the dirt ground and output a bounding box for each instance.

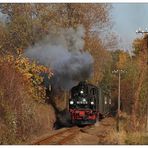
[61,117,125,145]
[31,116,148,145]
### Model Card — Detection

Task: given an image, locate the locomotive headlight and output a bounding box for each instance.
[82,98,86,102]
[70,100,74,105]
[91,102,94,105]
[80,90,84,94]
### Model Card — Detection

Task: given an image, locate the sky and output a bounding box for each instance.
[111,3,148,51]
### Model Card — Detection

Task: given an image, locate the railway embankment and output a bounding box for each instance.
[30,116,148,145]
[30,117,125,145]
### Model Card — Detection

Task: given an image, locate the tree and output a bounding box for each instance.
[0,3,116,119]
[131,35,148,130]
[0,3,112,52]
[85,35,112,85]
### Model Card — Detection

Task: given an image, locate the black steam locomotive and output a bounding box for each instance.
[69,81,112,125]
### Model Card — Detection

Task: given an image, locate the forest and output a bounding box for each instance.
[0,3,148,144]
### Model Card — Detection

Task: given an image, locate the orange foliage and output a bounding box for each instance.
[0,52,53,101]
[117,52,128,69]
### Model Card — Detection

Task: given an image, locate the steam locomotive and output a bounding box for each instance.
[69,81,112,125]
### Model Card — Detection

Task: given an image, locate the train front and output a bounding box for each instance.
[69,81,99,125]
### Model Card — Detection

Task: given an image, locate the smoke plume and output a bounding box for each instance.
[25,25,93,90]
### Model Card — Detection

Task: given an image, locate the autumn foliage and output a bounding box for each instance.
[0,3,147,144]
[0,51,54,144]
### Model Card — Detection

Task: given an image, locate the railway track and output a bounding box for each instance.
[30,118,116,145]
[31,126,90,145]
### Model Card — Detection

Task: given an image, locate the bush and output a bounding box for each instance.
[0,53,55,144]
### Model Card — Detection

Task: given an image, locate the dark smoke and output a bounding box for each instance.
[25,25,93,90]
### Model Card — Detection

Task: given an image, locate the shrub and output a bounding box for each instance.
[0,53,55,144]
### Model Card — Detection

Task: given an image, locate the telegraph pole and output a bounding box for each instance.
[112,69,126,132]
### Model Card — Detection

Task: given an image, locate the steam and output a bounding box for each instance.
[25,25,93,90]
